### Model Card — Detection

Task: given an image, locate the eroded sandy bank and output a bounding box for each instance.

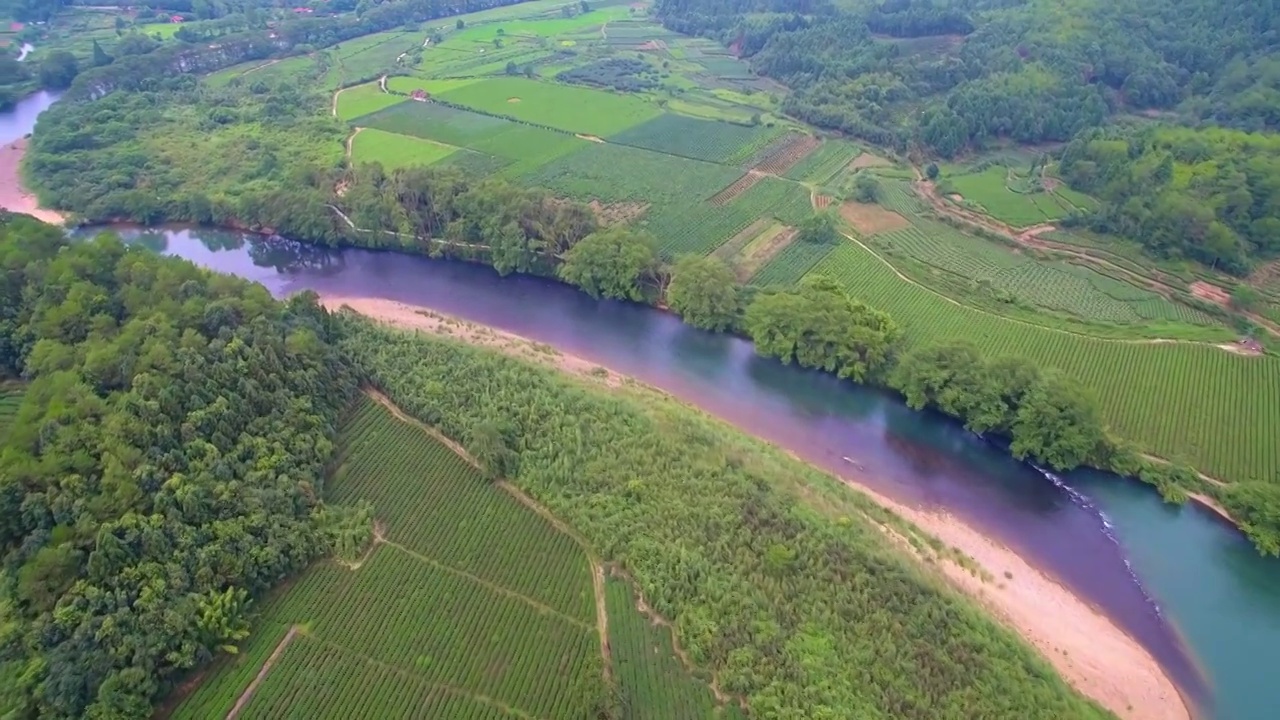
[320,295,1192,720]
[0,139,64,225]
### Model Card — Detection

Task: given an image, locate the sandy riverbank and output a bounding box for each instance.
[0,139,65,225]
[320,295,1192,720]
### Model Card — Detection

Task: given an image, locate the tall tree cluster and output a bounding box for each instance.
[0,215,361,718]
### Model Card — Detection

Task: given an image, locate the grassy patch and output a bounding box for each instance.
[350,128,459,169]
[336,81,404,121]
[438,77,662,136]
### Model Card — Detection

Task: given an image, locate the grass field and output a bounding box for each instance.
[335,81,405,121]
[172,395,723,719]
[350,128,459,169]
[799,240,1280,485]
[609,113,785,164]
[943,166,1087,227]
[437,77,662,136]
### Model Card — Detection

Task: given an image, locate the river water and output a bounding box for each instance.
[6,93,1280,720]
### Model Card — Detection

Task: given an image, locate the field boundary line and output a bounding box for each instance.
[381,536,594,631]
[224,625,299,720]
[306,634,545,720]
[836,233,1235,349]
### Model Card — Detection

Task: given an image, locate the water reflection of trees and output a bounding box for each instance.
[245,234,343,275]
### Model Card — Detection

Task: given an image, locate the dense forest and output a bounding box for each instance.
[339,314,1116,719]
[656,0,1280,154]
[0,214,367,717]
[1058,125,1280,274]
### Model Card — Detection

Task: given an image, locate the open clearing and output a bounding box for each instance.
[171,394,723,719]
[437,77,662,136]
[334,80,404,121]
[839,200,911,234]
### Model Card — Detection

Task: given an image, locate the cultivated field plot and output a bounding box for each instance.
[805,242,1280,486]
[0,384,23,442]
[609,113,785,165]
[944,166,1085,228]
[783,139,862,185]
[437,77,662,136]
[354,101,587,172]
[385,76,481,96]
[173,397,603,718]
[335,81,405,121]
[349,128,458,170]
[606,576,718,719]
[749,238,837,286]
[523,142,812,256]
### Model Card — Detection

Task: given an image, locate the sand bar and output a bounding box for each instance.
[0,139,65,225]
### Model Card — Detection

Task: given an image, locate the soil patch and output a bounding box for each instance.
[588,199,648,226]
[710,170,765,205]
[849,152,892,169]
[734,226,798,281]
[713,218,772,259]
[507,97,521,103]
[751,134,820,175]
[1190,281,1230,307]
[575,133,605,143]
[838,200,910,235]
[1216,342,1264,357]
[0,140,65,225]
[812,194,834,210]
[947,193,963,202]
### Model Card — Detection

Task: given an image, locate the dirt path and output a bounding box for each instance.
[913,176,1280,338]
[344,127,364,159]
[225,625,300,720]
[378,73,388,93]
[325,294,1191,720]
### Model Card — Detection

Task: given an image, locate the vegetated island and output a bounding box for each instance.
[0,213,1186,719]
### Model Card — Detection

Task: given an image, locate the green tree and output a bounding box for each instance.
[91,39,113,68]
[37,51,79,90]
[853,172,880,203]
[1231,285,1263,312]
[456,18,465,29]
[925,162,939,180]
[797,211,839,245]
[468,420,519,481]
[1010,371,1107,471]
[667,255,739,331]
[559,228,656,301]
[505,60,518,75]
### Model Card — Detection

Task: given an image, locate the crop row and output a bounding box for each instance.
[644,176,813,257]
[990,264,1143,324]
[267,542,601,718]
[606,577,716,720]
[243,635,519,719]
[750,238,836,286]
[0,386,22,440]
[331,399,596,622]
[872,223,1024,279]
[170,622,293,720]
[609,113,785,166]
[783,140,862,185]
[876,180,928,217]
[806,242,1280,484]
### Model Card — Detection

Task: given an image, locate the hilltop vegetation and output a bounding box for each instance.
[0,215,361,717]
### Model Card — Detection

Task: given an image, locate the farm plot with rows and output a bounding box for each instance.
[437,77,662,136]
[349,128,459,169]
[606,576,718,720]
[0,384,23,441]
[748,133,821,175]
[783,139,862,185]
[749,237,837,286]
[173,395,728,719]
[944,166,1080,227]
[609,113,785,165]
[804,241,1280,486]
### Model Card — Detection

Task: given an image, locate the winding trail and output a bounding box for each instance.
[225,626,300,720]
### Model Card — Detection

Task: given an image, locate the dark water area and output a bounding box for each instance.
[0,76,1268,718]
[81,225,1280,720]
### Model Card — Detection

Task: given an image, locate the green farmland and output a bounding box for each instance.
[174,395,724,719]
[350,128,459,169]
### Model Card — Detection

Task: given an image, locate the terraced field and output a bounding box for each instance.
[172,396,724,719]
[0,384,23,442]
[804,240,1280,485]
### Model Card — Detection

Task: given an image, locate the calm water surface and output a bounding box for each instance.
[6,90,1277,720]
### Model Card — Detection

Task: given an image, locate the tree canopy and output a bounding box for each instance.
[0,215,361,718]
[666,255,740,331]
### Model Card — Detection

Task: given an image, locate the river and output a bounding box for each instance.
[7,93,1280,720]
